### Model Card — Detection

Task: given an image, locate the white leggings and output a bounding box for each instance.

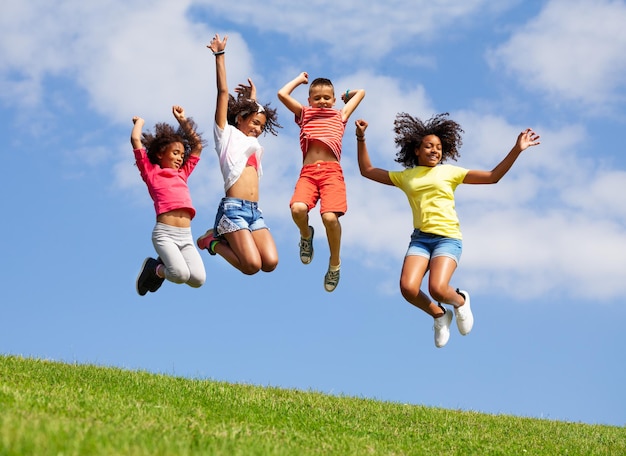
[152,222,206,288]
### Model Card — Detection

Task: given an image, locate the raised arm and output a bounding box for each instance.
[463,128,541,184]
[355,119,394,186]
[172,105,202,157]
[207,33,228,129]
[130,116,145,150]
[341,89,366,122]
[277,72,308,118]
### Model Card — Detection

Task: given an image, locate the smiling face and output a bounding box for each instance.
[308,84,336,108]
[415,134,442,167]
[237,112,267,138]
[157,142,185,169]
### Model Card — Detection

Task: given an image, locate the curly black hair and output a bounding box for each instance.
[142,118,206,165]
[394,112,464,168]
[227,84,281,136]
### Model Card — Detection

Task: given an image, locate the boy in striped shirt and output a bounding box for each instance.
[278,72,365,292]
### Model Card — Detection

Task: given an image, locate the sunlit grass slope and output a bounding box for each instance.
[0,355,623,455]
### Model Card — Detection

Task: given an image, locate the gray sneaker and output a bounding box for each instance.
[299,226,314,264]
[433,305,452,348]
[454,289,474,335]
[324,266,340,292]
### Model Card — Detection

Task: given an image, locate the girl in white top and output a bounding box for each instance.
[197,34,281,275]
[355,113,540,347]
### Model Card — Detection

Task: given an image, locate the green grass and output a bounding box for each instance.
[0,355,623,455]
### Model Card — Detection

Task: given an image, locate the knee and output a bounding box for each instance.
[321,212,339,228]
[187,272,206,288]
[428,284,446,303]
[291,203,308,218]
[165,266,191,284]
[399,278,419,301]
[261,259,278,273]
[240,259,262,275]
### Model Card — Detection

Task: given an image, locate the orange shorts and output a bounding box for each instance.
[290,161,347,215]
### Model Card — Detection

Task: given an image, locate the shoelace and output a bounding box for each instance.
[325,269,339,285]
[300,238,313,253]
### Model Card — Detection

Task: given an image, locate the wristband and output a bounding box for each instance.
[356,136,365,142]
[345,89,351,100]
[213,50,225,56]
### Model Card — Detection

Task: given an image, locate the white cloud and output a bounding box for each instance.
[193,0,511,57]
[488,0,626,107]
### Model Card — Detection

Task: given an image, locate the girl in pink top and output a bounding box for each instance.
[132,105,206,296]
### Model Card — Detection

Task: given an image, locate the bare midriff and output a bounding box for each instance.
[157,208,193,228]
[303,140,338,165]
[225,165,260,201]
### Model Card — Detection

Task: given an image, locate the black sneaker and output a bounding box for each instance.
[136,257,156,296]
[148,257,165,293]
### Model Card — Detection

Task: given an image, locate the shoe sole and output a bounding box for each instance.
[136,257,152,296]
[197,230,217,255]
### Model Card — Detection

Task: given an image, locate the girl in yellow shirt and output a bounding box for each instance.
[355,113,540,348]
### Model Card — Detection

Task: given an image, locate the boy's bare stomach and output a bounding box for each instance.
[303,141,338,165]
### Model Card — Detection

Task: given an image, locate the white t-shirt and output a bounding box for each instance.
[214,123,263,192]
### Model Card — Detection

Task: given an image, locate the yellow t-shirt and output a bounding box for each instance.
[389,164,468,239]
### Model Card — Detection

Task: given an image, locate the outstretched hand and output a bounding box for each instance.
[355,119,368,137]
[235,78,256,100]
[207,33,227,54]
[517,128,541,151]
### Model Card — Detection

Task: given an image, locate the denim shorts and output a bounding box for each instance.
[406,229,462,264]
[213,197,269,236]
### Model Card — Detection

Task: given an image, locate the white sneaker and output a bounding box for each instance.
[454,289,474,335]
[433,307,453,348]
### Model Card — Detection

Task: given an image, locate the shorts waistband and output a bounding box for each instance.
[221,197,259,208]
[303,160,342,168]
[414,229,444,238]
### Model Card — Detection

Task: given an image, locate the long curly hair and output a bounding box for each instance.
[394,112,464,168]
[227,84,281,136]
[142,118,205,165]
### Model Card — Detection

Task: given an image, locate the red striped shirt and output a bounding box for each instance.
[297,106,347,161]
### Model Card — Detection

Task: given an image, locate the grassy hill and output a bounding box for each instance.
[0,355,623,455]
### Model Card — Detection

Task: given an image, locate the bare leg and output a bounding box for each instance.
[399,255,444,317]
[321,211,341,267]
[251,228,278,272]
[291,202,311,238]
[427,256,465,307]
[214,229,262,275]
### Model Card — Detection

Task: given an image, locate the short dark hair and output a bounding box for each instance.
[309,77,334,95]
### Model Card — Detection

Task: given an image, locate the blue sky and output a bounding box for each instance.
[1,0,626,427]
